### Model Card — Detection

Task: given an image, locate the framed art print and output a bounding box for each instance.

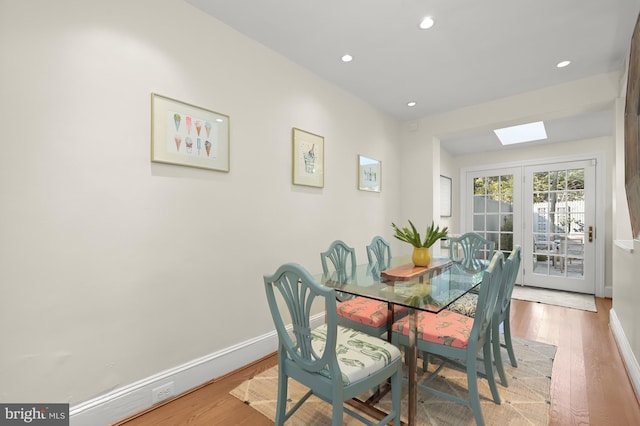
[151,93,230,172]
[292,127,324,187]
[358,155,381,192]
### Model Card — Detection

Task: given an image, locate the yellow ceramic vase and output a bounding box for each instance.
[412,247,431,267]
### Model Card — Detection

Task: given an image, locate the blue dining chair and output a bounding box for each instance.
[320,240,357,285]
[366,235,392,274]
[449,232,496,273]
[322,239,406,338]
[264,262,402,426]
[446,233,497,318]
[391,251,505,426]
[491,246,521,386]
[448,247,522,386]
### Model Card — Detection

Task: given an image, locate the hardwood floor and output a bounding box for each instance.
[116,297,640,425]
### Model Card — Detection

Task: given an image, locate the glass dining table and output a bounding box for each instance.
[317,254,484,425]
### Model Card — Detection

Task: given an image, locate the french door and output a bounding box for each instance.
[523,160,595,294]
[466,159,596,294]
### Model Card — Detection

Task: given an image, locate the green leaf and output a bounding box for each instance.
[391,220,448,248]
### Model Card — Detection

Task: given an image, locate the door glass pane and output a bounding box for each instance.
[500,214,513,253]
[500,175,513,204]
[486,233,499,254]
[486,214,499,232]
[556,170,567,189]
[473,195,486,213]
[474,177,486,195]
[501,233,513,253]
[533,172,548,189]
[500,214,513,232]
[534,191,549,203]
[568,169,584,190]
[487,176,499,193]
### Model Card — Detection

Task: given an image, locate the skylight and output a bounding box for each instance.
[494,121,547,145]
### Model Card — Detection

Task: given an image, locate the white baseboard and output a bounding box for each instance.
[70,313,325,426]
[609,308,640,402]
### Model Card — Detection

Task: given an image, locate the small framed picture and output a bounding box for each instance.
[358,155,381,192]
[151,93,230,172]
[292,127,324,188]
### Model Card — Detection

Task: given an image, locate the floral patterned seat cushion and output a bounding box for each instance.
[447,293,479,318]
[310,324,402,385]
[392,310,474,349]
[337,297,408,327]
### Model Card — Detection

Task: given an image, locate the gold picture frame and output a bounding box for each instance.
[151,93,230,172]
[292,127,324,187]
[358,155,381,192]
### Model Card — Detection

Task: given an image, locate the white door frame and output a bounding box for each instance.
[460,151,606,297]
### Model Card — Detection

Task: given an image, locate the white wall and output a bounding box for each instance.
[612,242,640,401]
[3,0,639,418]
[0,0,402,405]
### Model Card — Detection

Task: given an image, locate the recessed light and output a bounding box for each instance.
[341,54,353,63]
[419,16,434,29]
[407,101,417,107]
[494,121,547,145]
[557,60,571,68]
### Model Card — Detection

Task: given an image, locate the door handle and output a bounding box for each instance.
[588,226,593,242]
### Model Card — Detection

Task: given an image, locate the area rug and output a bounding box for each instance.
[230,337,556,425]
[512,286,597,312]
